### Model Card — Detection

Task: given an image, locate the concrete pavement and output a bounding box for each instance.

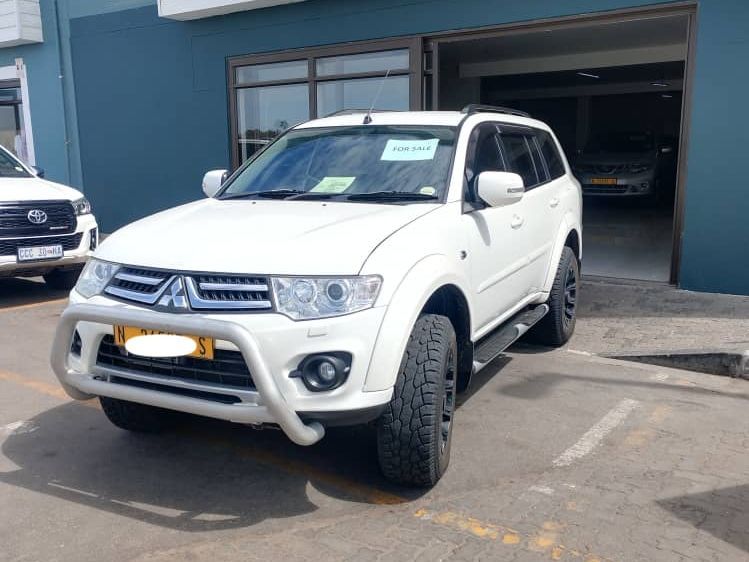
[1,279,748,562]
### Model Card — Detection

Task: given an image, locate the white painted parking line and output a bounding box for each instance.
[553,398,640,467]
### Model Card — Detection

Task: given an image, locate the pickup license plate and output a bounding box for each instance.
[113,325,215,360]
[17,244,64,262]
[590,178,618,185]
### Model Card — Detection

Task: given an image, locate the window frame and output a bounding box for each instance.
[228,38,422,169]
[535,129,567,181]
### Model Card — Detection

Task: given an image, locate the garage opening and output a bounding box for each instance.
[428,12,691,282]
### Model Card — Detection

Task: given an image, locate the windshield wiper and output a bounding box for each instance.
[286,191,344,201]
[346,191,439,202]
[220,189,304,200]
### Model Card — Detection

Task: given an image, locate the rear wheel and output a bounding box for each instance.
[43,267,82,290]
[528,246,579,346]
[100,397,178,433]
[376,314,457,487]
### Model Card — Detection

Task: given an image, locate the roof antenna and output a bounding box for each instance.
[363,69,391,124]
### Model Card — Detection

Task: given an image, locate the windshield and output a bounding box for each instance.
[584,132,655,154]
[220,125,456,202]
[0,148,30,178]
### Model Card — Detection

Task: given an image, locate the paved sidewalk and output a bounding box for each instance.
[571,277,749,356]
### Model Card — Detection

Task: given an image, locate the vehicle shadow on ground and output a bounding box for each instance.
[0,277,68,309]
[0,402,427,532]
[657,485,749,554]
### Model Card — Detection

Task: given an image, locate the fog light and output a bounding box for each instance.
[291,352,352,392]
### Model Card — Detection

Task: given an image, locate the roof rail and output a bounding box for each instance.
[323,108,400,118]
[461,104,531,118]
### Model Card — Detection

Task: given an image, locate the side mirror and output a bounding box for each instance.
[476,171,525,207]
[202,169,228,198]
[31,165,45,178]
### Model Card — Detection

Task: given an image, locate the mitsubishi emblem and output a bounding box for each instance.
[157,277,189,311]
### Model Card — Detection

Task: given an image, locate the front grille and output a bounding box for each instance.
[187,275,272,310]
[104,266,273,311]
[97,335,256,390]
[105,267,171,304]
[0,200,77,238]
[0,233,83,256]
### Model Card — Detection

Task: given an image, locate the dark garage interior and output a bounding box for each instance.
[433,14,689,282]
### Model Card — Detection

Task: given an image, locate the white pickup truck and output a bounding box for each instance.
[51,106,582,487]
[0,145,98,289]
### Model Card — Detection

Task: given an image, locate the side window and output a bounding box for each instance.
[537,131,566,179]
[499,133,539,189]
[465,123,506,200]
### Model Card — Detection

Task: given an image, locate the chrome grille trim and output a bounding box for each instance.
[105,282,171,305]
[114,271,166,286]
[198,281,268,292]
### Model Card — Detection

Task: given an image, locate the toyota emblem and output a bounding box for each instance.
[27,209,48,225]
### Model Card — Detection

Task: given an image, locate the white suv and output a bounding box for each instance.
[0,146,98,289]
[51,106,582,486]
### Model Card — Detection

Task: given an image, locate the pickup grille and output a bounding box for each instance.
[0,200,77,238]
[96,335,256,391]
[104,266,273,311]
[0,233,83,257]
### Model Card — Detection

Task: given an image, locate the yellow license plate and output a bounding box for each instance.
[590,178,618,185]
[113,325,214,360]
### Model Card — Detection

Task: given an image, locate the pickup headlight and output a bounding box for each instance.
[271,276,382,320]
[76,259,120,298]
[71,197,92,216]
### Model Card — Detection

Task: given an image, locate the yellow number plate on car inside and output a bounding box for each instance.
[113,326,214,360]
[590,178,618,185]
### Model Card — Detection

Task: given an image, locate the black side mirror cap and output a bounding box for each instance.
[30,165,45,178]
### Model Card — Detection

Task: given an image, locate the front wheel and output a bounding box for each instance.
[43,267,83,290]
[376,314,457,487]
[528,246,579,346]
[100,397,178,433]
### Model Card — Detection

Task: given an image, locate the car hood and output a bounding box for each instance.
[0,177,84,202]
[575,151,656,167]
[96,198,439,275]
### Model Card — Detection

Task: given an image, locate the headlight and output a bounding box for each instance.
[75,259,120,298]
[271,275,382,320]
[71,197,92,216]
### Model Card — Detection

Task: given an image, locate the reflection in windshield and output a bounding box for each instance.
[0,148,30,178]
[221,125,456,202]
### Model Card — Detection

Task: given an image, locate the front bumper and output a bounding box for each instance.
[577,171,655,196]
[51,299,391,446]
[0,214,98,277]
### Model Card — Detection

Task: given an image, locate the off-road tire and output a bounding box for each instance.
[528,246,579,346]
[100,397,178,433]
[377,314,457,487]
[43,268,82,291]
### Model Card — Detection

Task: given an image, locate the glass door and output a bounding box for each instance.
[0,83,27,162]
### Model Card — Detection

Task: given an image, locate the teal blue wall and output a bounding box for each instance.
[678,0,749,294]
[62,0,749,294]
[0,0,70,185]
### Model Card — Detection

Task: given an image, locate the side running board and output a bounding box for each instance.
[473,304,549,372]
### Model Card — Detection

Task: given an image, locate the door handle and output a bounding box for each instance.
[549,197,560,208]
[511,215,524,229]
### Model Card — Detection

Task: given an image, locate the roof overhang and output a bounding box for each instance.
[0,0,43,48]
[158,0,307,21]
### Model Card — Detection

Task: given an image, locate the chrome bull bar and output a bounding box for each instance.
[50,303,325,446]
